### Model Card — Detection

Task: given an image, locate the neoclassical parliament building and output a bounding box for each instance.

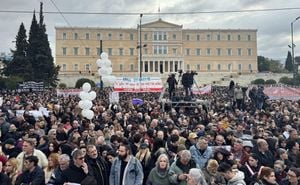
[55,19,257,78]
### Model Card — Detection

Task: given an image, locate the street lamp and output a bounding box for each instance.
[138,14,144,79]
[291,16,300,78]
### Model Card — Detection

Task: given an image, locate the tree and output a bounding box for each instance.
[75,78,96,88]
[27,3,59,86]
[285,51,293,72]
[257,56,284,73]
[4,23,32,81]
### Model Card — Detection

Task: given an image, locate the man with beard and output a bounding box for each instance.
[86,144,109,185]
[109,142,143,185]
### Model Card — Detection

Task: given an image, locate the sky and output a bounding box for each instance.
[1,0,300,62]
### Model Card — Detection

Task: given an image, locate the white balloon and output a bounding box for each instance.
[108,75,116,84]
[88,91,97,100]
[81,100,93,109]
[79,91,89,100]
[106,67,112,75]
[102,76,110,84]
[98,68,102,76]
[101,52,108,60]
[96,59,102,67]
[85,110,94,119]
[81,109,89,117]
[103,60,111,68]
[82,83,91,92]
[78,100,85,109]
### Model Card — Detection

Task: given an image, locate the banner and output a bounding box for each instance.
[192,84,212,94]
[18,81,44,92]
[56,89,81,97]
[109,92,119,104]
[114,77,163,92]
[263,86,300,100]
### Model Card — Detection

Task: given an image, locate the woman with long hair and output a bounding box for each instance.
[254,167,278,185]
[239,153,261,185]
[44,153,59,183]
[136,143,152,185]
[147,153,171,185]
[4,158,19,185]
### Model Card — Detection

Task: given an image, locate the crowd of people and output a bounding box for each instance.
[0,81,300,185]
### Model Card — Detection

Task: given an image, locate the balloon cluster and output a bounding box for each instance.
[79,83,96,119]
[96,52,116,85]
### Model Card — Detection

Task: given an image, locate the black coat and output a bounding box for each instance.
[86,156,109,185]
[15,166,45,185]
[61,162,96,185]
[0,173,12,185]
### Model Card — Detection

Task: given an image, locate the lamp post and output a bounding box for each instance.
[139,14,143,79]
[291,16,300,78]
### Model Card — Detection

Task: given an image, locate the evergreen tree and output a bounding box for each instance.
[4,23,32,80]
[27,3,59,86]
[285,51,293,72]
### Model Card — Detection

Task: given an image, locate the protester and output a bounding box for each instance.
[217,162,246,185]
[146,153,171,185]
[254,166,278,185]
[109,142,144,185]
[15,156,45,185]
[4,158,18,185]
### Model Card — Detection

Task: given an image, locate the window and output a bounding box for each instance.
[248,35,251,41]
[173,48,177,55]
[173,34,176,40]
[206,48,211,56]
[227,34,231,41]
[207,64,211,71]
[197,64,201,71]
[207,34,211,41]
[85,48,90,56]
[62,64,67,71]
[218,64,221,71]
[144,34,148,40]
[74,33,78,40]
[237,48,242,56]
[145,62,148,72]
[73,47,78,56]
[97,33,101,40]
[186,35,190,41]
[196,48,201,56]
[63,33,67,40]
[85,64,91,71]
[185,48,190,55]
[119,48,124,56]
[74,64,78,71]
[238,35,241,41]
[227,48,232,56]
[163,46,167,54]
[154,47,157,55]
[247,48,252,56]
[130,64,134,71]
[238,64,242,71]
[197,34,200,41]
[217,34,221,41]
[187,64,190,70]
[217,48,222,56]
[228,64,232,71]
[248,64,252,70]
[85,33,90,40]
[62,47,67,56]
[97,48,101,56]
[130,48,134,56]
[119,33,123,40]
[120,64,123,71]
[144,48,148,55]
[154,32,167,41]
[108,33,112,40]
[158,46,162,54]
[108,48,113,56]
[130,33,134,40]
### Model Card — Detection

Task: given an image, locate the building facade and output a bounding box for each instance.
[55,19,257,78]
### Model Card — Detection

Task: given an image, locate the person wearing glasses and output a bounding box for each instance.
[61,149,96,185]
[280,167,300,185]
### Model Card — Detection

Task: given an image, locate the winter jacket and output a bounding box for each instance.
[146,167,171,185]
[15,166,45,185]
[109,156,144,185]
[61,162,96,185]
[168,158,197,185]
[189,144,212,169]
[227,170,246,185]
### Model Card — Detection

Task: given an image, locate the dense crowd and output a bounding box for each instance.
[0,83,300,185]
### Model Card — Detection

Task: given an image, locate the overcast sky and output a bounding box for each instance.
[1,0,300,62]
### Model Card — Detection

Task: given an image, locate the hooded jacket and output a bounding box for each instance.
[227,170,246,185]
